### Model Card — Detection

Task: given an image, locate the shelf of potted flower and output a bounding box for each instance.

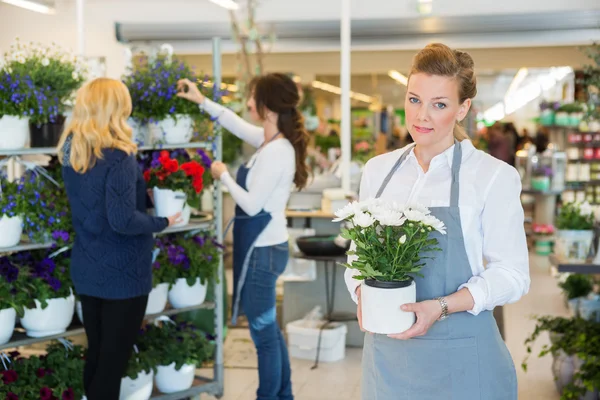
[539,100,561,127]
[554,202,596,263]
[0,176,27,248]
[144,150,205,227]
[145,239,172,316]
[123,50,209,146]
[11,250,75,338]
[156,232,220,309]
[138,319,214,394]
[531,165,553,192]
[2,38,87,148]
[532,223,555,256]
[120,343,158,400]
[0,69,41,149]
[336,199,446,334]
[0,258,32,345]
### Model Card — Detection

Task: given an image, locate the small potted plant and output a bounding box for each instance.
[352,140,374,165]
[120,342,157,400]
[139,319,214,394]
[531,165,553,192]
[532,223,554,256]
[0,176,27,248]
[558,274,594,316]
[144,150,205,227]
[158,232,220,309]
[123,49,207,145]
[0,69,40,149]
[145,239,171,315]
[2,38,87,147]
[335,199,446,334]
[15,251,75,338]
[0,258,32,345]
[555,201,595,263]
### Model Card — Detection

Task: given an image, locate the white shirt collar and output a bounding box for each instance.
[406,139,475,170]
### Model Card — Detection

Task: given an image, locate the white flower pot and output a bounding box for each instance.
[579,299,600,322]
[149,115,193,145]
[21,293,75,337]
[555,230,594,263]
[152,187,190,227]
[168,277,207,309]
[155,362,195,394]
[120,370,154,400]
[128,118,149,146]
[76,300,84,324]
[361,279,416,335]
[0,214,23,248]
[0,115,29,149]
[145,283,169,315]
[0,307,16,345]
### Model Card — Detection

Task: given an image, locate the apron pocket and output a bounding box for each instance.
[405,336,481,400]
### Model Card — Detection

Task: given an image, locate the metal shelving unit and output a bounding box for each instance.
[549,253,600,274]
[0,37,226,400]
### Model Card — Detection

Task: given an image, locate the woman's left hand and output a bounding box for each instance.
[387,300,442,340]
[211,161,228,180]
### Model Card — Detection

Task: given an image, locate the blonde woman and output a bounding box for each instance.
[57,78,181,400]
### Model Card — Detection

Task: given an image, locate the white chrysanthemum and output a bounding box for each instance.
[353,211,375,228]
[376,212,406,227]
[72,71,79,80]
[421,214,446,235]
[406,203,431,216]
[404,208,427,223]
[333,201,360,222]
[41,58,49,67]
[580,201,594,217]
[399,235,407,244]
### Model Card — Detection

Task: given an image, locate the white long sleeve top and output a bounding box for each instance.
[200,98,295,247]
[344,140,530,315]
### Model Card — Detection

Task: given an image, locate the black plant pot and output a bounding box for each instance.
[29,116,65,148]
[296,235,350,257]
[364,277,414,289]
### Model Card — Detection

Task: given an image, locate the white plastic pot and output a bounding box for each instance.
[76,300,84,324]
[361,279,416,335]
[128,118,149,146]
[0,115,29,149]
[149,115,193,145]
[0,307,16,345]
[555,230,594,263]
[168,278,208,309]
[579,299,600,322]
[20,293,75,338]
[155,362,195,394]
[145,283,169,315]
[120,370,154,400]
[0,214,23,248]
[152,187,191,228]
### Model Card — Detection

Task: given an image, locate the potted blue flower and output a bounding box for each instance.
[0,258,32,344]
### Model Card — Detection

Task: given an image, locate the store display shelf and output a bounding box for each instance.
[160,214,214,235]
[0,302,215,351]
[150,379,220,399]
[0,242,54,254]
[521,188,564,196]
[0,141,212,157]
[549,253,600,274]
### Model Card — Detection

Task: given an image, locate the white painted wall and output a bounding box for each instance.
[0,0,598,77]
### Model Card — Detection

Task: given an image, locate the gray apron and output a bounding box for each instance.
[362,142,517,400]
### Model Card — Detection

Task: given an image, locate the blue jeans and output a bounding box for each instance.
[241,242,293,400]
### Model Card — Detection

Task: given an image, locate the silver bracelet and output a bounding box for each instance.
[436,297,448,321]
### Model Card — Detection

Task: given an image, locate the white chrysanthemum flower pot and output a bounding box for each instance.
[155,362,195,393]
[152,187,191,227]
[0,215,23,248]
[0,307,16,345]
[145,283,169,315]
[361,279,416,334]
[21,293,75,337]
[120,370,154,400]
[0,115,29,149]
[168,278,207,309]
[149,115,193,145]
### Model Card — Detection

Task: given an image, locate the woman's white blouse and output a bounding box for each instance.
[343,140,530,316]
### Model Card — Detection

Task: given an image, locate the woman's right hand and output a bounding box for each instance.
[167,212,184,227]
[176,79,205,104]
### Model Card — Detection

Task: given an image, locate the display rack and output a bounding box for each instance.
[0,37,226,400]
[549,253,600,274]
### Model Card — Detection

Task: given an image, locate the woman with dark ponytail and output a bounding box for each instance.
[178,73,308,400]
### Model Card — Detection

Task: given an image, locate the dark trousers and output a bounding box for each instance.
[80,294,148,400]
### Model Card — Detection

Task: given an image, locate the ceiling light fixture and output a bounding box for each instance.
[388,70,408,86]
[311,80,374,104]
[1,0,55,14]
[504,67,528,101]
[417,0,433,15]
[208,0,239,10]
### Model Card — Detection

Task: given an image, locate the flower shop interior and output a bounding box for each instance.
[1,0,600,399]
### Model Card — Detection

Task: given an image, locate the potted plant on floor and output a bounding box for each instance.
[123,49,209,146]
[14,250,75,338]
[120,343,158,400]
[555,202,596,263]
[2,38,87,147]
[139,319,214,394]
[158,232,220,309]
[335,199,446,334]
[143,150,205,227]
[0,258,32,345]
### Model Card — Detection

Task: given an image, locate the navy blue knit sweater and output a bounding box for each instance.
[61,137,168,299]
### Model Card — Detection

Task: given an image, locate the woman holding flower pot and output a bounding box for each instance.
[343,43,530,400]
[177,74,309,400]
[57,78,182,400]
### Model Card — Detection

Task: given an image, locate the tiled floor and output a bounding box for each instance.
[202,253,565,400]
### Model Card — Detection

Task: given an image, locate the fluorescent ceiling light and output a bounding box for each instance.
[388,70,408,86]
[504,67,528,101]
[2,0,55,14]
[417,0,433,15]
[311,80,374,104]
[208,0,239,10]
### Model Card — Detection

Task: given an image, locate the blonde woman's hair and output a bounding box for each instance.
[57,78,137,173]
[409,43,477,141]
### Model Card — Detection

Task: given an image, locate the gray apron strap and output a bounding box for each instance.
[374,141,462,203]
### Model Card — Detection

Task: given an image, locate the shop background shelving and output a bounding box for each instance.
[0,37,226,400]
